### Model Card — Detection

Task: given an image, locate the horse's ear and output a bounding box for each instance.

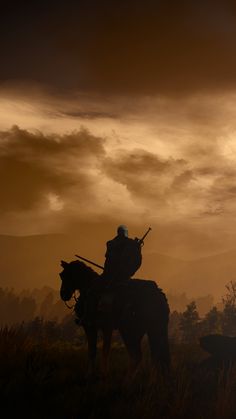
[61,260,68,268]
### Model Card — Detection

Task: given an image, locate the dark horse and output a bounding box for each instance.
[59,260,170,376]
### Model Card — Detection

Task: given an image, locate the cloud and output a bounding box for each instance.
[0,125,105,213]
[1,90,236,258]
[0,125,105,158]
[103,149,188,202]
[1,1,236,95]
[60,111,117,120]
[101,138,236,225]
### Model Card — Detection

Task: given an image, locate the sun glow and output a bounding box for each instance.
[48,193,64,211]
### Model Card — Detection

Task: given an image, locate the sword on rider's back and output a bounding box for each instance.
[136,226,152,246]
[75,226,152,269]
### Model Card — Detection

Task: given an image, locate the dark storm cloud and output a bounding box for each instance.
[102,144,236,221]
[210,170,236,202]
[1,1,236,94]
[103,149,187,200]
[0,125,105,158]
[0,126,105,213]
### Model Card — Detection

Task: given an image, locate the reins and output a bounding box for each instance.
[64,292,79,310]
[64,301,74,309]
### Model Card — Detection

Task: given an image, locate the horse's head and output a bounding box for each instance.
[59,259,97,301]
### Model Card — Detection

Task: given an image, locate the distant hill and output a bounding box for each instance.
[0,234,235,299]
[140,251,236,300]
[0,234,82,291]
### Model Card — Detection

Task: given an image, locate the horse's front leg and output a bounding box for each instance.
[101,327,113,378]
[83,325,98,378]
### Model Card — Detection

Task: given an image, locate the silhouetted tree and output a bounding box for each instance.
[222,281,236,336]
[168,293,214,316]
[27,316,44,339]
[49,299,68,322]
[199,306,222,335]
[222,281,236,307]
[180,301,200,343]
[39,292,54,319]
[167,293,190,312]
[19,297,36,322]
[195,294,214,316]
[60,315,80,341]
[168,310,182,342]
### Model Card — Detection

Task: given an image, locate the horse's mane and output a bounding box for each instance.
[69,260,100,279]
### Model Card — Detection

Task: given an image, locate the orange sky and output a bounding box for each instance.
[1,1,236,260]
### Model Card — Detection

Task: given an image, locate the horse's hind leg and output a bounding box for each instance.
[147,325,170,372]
[120,330,142,377]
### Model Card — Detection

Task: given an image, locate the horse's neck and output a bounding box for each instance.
[76,270,97,294]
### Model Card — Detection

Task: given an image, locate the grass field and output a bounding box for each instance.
[1,325,236,419]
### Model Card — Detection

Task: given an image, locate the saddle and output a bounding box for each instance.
[74,282,130,328]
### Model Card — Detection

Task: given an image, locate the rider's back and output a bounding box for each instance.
[103,227,142,282]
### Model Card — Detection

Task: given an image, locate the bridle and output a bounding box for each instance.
[63,291,79,310]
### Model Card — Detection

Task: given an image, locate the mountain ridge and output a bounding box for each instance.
[0,234,235,299]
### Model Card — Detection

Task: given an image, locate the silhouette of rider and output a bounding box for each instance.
[102,225,142,282]
[75,225,142,326]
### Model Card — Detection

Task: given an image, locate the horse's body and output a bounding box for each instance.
[59,260,170,376]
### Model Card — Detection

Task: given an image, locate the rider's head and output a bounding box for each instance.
[117,225,128,237]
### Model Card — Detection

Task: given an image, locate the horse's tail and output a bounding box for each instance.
[147,324,170,369]
[145,281,170,369]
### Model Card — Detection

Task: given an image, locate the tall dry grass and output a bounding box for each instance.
[0,325,236,418]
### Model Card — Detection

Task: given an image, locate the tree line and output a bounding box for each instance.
[169,281,236,343]
[1,282,236,344]
[0,286,67,326]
